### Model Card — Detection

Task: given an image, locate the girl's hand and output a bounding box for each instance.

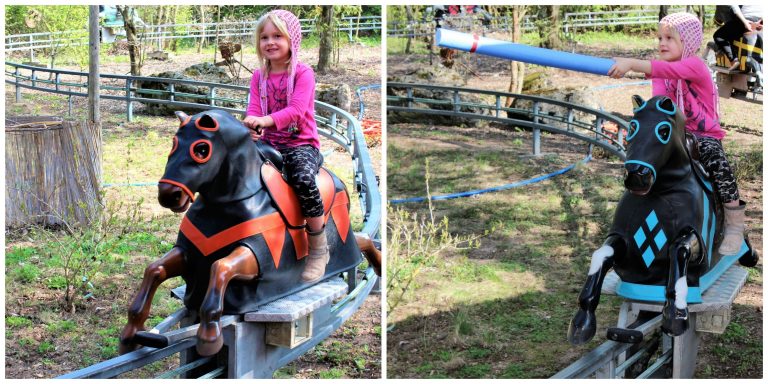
[608,58,633,79]
[243,116,264,141]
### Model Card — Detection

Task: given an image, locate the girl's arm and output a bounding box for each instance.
[269,66,315,131]
[244,71,273,133]
[245,71,263,118]
[608,58,652,78]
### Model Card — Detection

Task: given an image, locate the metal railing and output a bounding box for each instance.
[563,7,715,35]
[5,60,380,238]
[387,82,629,160]
[5,16,382,57]
[387,7,716,38]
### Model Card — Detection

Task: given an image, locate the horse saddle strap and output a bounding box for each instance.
[261,163,336,228]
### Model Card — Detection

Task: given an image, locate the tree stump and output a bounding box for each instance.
[5,116,102,228]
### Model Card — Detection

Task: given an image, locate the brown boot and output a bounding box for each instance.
[302,227,330,283]
[718,200,746,255]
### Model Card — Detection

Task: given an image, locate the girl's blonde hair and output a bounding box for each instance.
[254,13,293,72]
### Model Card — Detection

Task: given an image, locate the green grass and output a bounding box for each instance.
[6,316,33,328]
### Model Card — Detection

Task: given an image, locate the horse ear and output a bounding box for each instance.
[659,97,675,113]
[631,95,644,109]
[175,111,189,126]
[196,114,219,131]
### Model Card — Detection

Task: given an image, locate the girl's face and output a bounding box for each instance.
[657,25,683,62]
[259,20,291,67]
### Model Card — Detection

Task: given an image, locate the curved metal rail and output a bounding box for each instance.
[387,82,629,160]
[5,61,380,238]
[5,62,380,378]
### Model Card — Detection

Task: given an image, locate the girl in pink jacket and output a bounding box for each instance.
[608,12,746,256]
[244,9,328,282]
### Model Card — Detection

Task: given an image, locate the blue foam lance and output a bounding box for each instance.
[436,28,615,76]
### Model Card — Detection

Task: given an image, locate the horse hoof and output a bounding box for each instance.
[196,336,224,356]
[568,309,597,345]
[739,248,759,268]
[662,305,689,336]
[118,325,143,355]
[118,338,140,355]
[196,322,223,356]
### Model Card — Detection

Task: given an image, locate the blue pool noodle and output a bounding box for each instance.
[436,28,615,76]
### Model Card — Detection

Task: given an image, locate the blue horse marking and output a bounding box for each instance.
[627,119,640,141]
[624,159,657,181]
[655,121,672,144]
[655,98,677,115]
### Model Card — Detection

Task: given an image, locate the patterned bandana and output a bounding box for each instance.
[660,12,702,59]
[259,9,302,119]
[659,12,706,117]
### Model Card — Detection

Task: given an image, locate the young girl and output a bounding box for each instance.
[607,12,746,256]
[243,9,328,282]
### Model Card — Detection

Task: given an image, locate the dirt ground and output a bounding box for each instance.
[386,34,762,378]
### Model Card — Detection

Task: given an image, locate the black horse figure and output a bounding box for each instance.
[568,95,758,344]
[118,110,381,356]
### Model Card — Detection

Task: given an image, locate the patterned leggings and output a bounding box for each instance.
[697,136,740,203]
[280,145,324,218]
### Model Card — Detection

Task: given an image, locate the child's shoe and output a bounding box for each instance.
[719,200,746,255]
[302,227,330,283]
[728,58,741,71]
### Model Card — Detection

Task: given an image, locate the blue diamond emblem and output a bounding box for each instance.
[642,247,655,267]
[645,211,659,230]
[634,228,647,248]
[654,229,667,250]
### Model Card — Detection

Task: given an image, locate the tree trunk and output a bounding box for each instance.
[507,6,527,108]
[170,6,179,51]
[544,5,562,50]
[197,5,206,53]
[317,5,334,73]
[118,6,141,76]
[405,5,413,54]
[659,5,669,21]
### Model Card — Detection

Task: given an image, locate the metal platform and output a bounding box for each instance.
[602,265,749,314]
[556,265,749,379]
[245,278,348,322]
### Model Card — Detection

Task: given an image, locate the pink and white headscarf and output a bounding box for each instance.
[659,13,708,116]
[259,9,303,116]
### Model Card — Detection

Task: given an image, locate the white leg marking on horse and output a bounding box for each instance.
[674,277,688,309]
[588,245,614,275]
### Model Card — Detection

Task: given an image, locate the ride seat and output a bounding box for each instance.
[255,140,324,178]
[256,141,284,171]
[685,133,710,179]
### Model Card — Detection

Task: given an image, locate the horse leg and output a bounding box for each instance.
[568,235,625,345]
[119,246,186,354]
[662,228,701,336]
[355,233,381,276]
[196,246,259,356]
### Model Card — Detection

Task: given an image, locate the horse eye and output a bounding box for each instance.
[627,120,640,141]
[190,140,212,163]
[655,122,672,144]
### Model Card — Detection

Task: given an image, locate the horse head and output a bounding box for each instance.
[623,95,687,196]
[158,110,262,212]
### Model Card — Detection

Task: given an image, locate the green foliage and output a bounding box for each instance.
[38,341,55,354]
[5,6,88,35]
[318,368,347,379]
[6,316,33,328]
[5,246,38,266]
[387,160,481,316]
[15,264,41,283]
[728,144,762,183]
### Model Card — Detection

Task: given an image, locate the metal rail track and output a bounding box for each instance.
[387,82,629,159]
